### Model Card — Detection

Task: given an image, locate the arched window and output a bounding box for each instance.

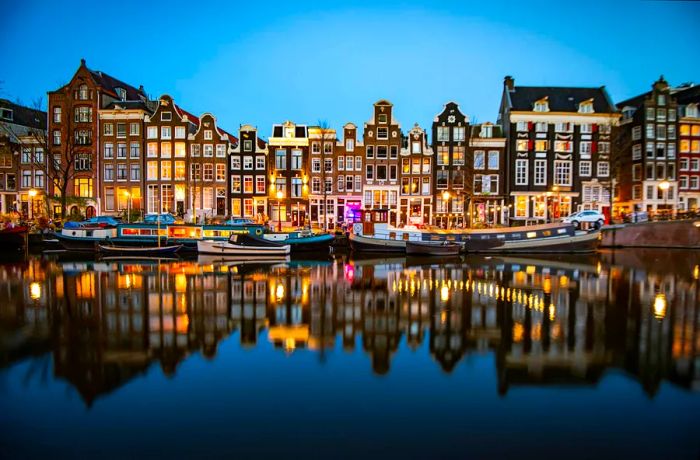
[78,84,89,100]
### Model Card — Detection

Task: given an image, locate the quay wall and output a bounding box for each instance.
[601,220,700,249]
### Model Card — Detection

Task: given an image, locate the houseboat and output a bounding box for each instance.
[197,234,290,258]
[349,209,601,254]
[262,229,335,253]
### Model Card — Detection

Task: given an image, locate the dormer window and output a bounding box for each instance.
[686,103,698,118]
[284,126,294,138]
[657,94,666,106]
[533,98,549,112]
[0,108,12,121]
[480,124,493,138]
[116,87,127,101]
[578,99,594,113]
[161,111,172,121]
[244,140,252,151]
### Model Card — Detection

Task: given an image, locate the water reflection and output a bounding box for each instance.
[0,251,698,406]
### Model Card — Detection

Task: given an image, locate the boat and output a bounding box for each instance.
[97,244,183,256]
[350,209,601,254]
[0,225,29,250]
[197,233,290,258]
[405,240,462,256]
[262,229,335,253]
[55,226,119,252]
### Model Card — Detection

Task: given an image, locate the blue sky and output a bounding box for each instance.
[1,1,698,138]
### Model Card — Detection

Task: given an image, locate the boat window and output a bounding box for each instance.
[402,233,409,241]
[139,229,152,235]
[542,230,552,236]
[497,234,506,239]
[557,228,567,234]
[526,232,537,238]
[389,232,396,239]
[122,228,139,236]
[512,233,521,239]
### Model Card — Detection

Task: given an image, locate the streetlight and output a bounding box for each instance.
[123,190,131,223]
[28,189,37,220]
[442,191,451,228]
[276,190,284,232]
[658,180,670,218]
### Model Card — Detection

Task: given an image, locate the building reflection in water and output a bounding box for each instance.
[0,251,697,406]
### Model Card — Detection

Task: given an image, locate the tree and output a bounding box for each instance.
[0,97,81,218]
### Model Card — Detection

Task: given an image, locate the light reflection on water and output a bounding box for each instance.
[0,250,699,457]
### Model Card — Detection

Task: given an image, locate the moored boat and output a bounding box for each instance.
[97,244,183,256]
[197,233,290,258]
[405,240,463,256]
[0,225,29,250]
[262,229,335,253]
[55,226,118,252]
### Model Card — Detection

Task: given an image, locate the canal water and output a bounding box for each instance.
[0,250,698,458]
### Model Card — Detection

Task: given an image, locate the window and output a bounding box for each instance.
[117,123,126,138]
[147,143,158,158]
[104,143,114,159]
[346,175,354,192]
[390,165,397,180]
[680,158,689,171]
[534,159,547,185]
[173,161,185,181]
[105,187,114,211]
[129,123,139,136]
[646,142,655,158]
[78,84,89,100]
[436,170,448,189]
[338,175,345,192]
[161,126,171,140]
[376,165,387,180]
[204,130,213,141]
[53,130,61,145]
[75,129,91,145]
[377,127,388,140]
[454,127,465,141]
[646,107,655,121]
[555,122,572,133]
[130,164,140,181]
[691,159,700,171]
[535,140,548,151]
[515,159,528,185]
[21,170,32,188]
[293,177,303,197]
[474,151,485,169]
[345,138,354,151]
[554,141,572,152]
[487,151,499,169]
[312,177,320,193]
[516,121,529,132]
[366,165,374,180]
[579,103,593,114]
[656,124,666,140]
[658,94,666,106]
[104,123,114,136]
[256,177,265,194]
[161,142,172,158]
[275,150,286,169]
[646,124,655,139]
[256,156,265,170]
[554,160,572,186]
[411,141,421,154]
[161,111,172,121]
[291,150,303,170]
[355,175,361,192]
[338,156,344,171]
[324,142,333,154]
[216,144,226,157]
[437,126,449,141]
[597,161,609,177]
[215,164,226,182]
[117,143,126,158]
[161,161,171,180]
[117,163,127,181]
[376,146,388,159]
[535,122,547,133]
[104,164,114,181]
[311,142,321,154]
[74,106,92,122]
[579,161,591,176]
[390,146,398,159]
[685,104,698,118]
[534,100,549,112]
[130,143,140,158]
[174,126,185,139]
[632,144,641,160]
[437,146,449,165]
[324,158,333,173]
[599,142,610,154]
[646,164,654,180]
[230,175,240,192]
[516,140,529,151]
[75,154,91,171]
[580,141,592,155]
[453,147,465,166]
[147,126,158,139]
[243,176,254,193]
[480,125,493,138]
[656,142,666,158]
[378,114,388,124]
[147,161,158,180]
[668,163,675,180]
[243,156,253,170]
[203,145,213,157]
[366,145,374,159]
[514,196,528,217]
[231,156,240,170]
[632,126,641,141]
[203,164,214,181]
[311,158,321,173]
[692,177,700,190]
[74,178,92,197]
[53,107,61,123]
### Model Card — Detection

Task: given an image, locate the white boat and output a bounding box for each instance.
[197,233,290,258]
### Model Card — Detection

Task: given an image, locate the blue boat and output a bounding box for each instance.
[262,230,335,253]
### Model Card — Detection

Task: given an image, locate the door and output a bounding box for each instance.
[216,197,225,216]
[176,201,184,217]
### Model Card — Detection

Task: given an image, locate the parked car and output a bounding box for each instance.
[143,213,176,225]
[85,216,122,227]
[562,210,605,229]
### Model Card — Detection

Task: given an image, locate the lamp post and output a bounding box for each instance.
[658,180,670,219]
[276,190,283,232]
[442,191,451,229]
[28,189,37,221]
[123,190,131,223]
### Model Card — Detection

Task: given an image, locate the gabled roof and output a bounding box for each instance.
[103,100,154,112]
[89,69,145,101]
[0,98,47,130]
[174,104,199,126]
[674,84,700,105]
[509,86,616,113]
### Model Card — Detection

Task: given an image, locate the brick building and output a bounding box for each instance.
[398,123,433,226]
[469,122,507,226]
[268,121,309,229]
[230,124,267,221]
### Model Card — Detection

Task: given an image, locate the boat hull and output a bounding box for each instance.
[349,233,406,253]
[197,239,291,258]
[0,226,29,250]
[471,230,601,253]
[98,244,183,256]
[405,241,462,256]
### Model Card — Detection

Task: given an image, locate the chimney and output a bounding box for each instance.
[504,75,515,91]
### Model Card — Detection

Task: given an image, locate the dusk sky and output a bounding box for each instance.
[1,0,698,138]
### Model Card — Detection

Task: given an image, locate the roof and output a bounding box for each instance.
[173,104,199,126]
[0,98,47,130]
[674,84,700,105]
[509,86,616,113]
[216,126,238,144]
[89,69,145,101]
[103,100,154,112]
[470,123,504,138]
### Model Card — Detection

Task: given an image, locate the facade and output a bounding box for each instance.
[48,59,147,217]
[499,76,619,224]
[268,121,309,229]
[98,101,152,217]
[308,126,337,230]
[431,102,469,228]
[675,85,700,212]
[334,123,364,226]
[230,124,267,221]
[0,99,47,217]
[363,100,402,225]
[188,113,237,221]
[143,95,199,216]
[398,124,433,226]
[616,77,679,216]
[469,123,508,226]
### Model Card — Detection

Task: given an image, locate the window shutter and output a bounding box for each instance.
[592,142,598,153]
[528,140,534,151]
[592,124,598,133]
[528,122,533,131]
